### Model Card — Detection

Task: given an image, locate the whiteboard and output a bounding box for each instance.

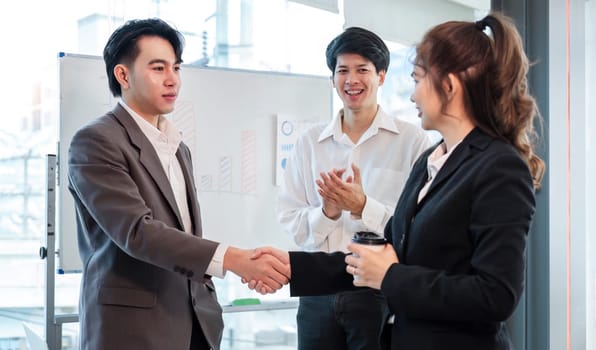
[57,53,332,272]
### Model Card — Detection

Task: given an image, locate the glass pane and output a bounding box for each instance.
[586,1,595,348]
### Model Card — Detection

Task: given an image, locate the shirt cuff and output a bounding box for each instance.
[312,206,341,225]
[206,244,228,278]
[357,196,386,233]
[309,207,341,244]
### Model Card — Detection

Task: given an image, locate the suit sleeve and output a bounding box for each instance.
[380,151,535,322]
[289,251,359,296]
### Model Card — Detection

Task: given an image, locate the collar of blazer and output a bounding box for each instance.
[110,104,186,229]
[424,127,492,198]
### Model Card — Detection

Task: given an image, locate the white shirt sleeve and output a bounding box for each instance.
[205,243,228,278]
[277,135,341,251]
[357,195,393,234]
[277,177,341,250]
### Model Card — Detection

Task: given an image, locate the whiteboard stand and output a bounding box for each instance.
[40,154,78,350]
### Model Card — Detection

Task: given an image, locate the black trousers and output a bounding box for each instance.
[190,313,210,350]
[297,289,390,350]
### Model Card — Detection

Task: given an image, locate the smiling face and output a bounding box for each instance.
[114,35,181,125]
[332,53,385,114]
[410,65,443,131]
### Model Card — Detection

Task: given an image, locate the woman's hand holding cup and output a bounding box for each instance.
[346,232,398,289]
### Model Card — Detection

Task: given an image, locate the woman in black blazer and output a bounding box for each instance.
[252,12,545,350]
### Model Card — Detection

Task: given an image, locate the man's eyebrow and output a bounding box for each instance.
[336,63,371,69]
[148,59,167,65]
[148,58,181,65]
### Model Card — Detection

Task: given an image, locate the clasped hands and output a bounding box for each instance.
[316,163,367,219]
[224,246,290,295]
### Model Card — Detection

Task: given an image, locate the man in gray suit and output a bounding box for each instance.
[68,18,289,350]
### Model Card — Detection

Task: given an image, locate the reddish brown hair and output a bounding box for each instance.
[414,12,544,188]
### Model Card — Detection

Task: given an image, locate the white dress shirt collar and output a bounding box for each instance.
[118,100,182,149]
[318,106,400,145]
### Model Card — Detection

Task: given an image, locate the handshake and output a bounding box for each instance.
[223,241,399,294]
[224,246,291,295]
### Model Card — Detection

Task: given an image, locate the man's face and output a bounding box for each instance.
[332,53,385,113]
[116,35,181,124]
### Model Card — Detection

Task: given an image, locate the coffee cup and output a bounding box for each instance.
[350,231,387,281]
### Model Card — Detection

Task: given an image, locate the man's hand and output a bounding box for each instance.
[316,168,346,220]
[224,246,290,294]
[316,163,366,216]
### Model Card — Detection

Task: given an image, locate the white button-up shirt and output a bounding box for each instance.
[278,106,432,253]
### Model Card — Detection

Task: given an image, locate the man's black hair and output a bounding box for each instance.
[103,18,185,97]
[325,27,390,75]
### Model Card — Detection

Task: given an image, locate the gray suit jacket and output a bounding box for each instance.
[68,104,223,350]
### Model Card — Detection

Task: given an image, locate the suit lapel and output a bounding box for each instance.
[395,149,432,260]
[176,148,203,237]
[111,105,184,228]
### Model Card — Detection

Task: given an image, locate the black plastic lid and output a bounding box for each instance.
[352,231,387,245]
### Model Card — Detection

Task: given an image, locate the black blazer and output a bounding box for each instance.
[289,128,536,350]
